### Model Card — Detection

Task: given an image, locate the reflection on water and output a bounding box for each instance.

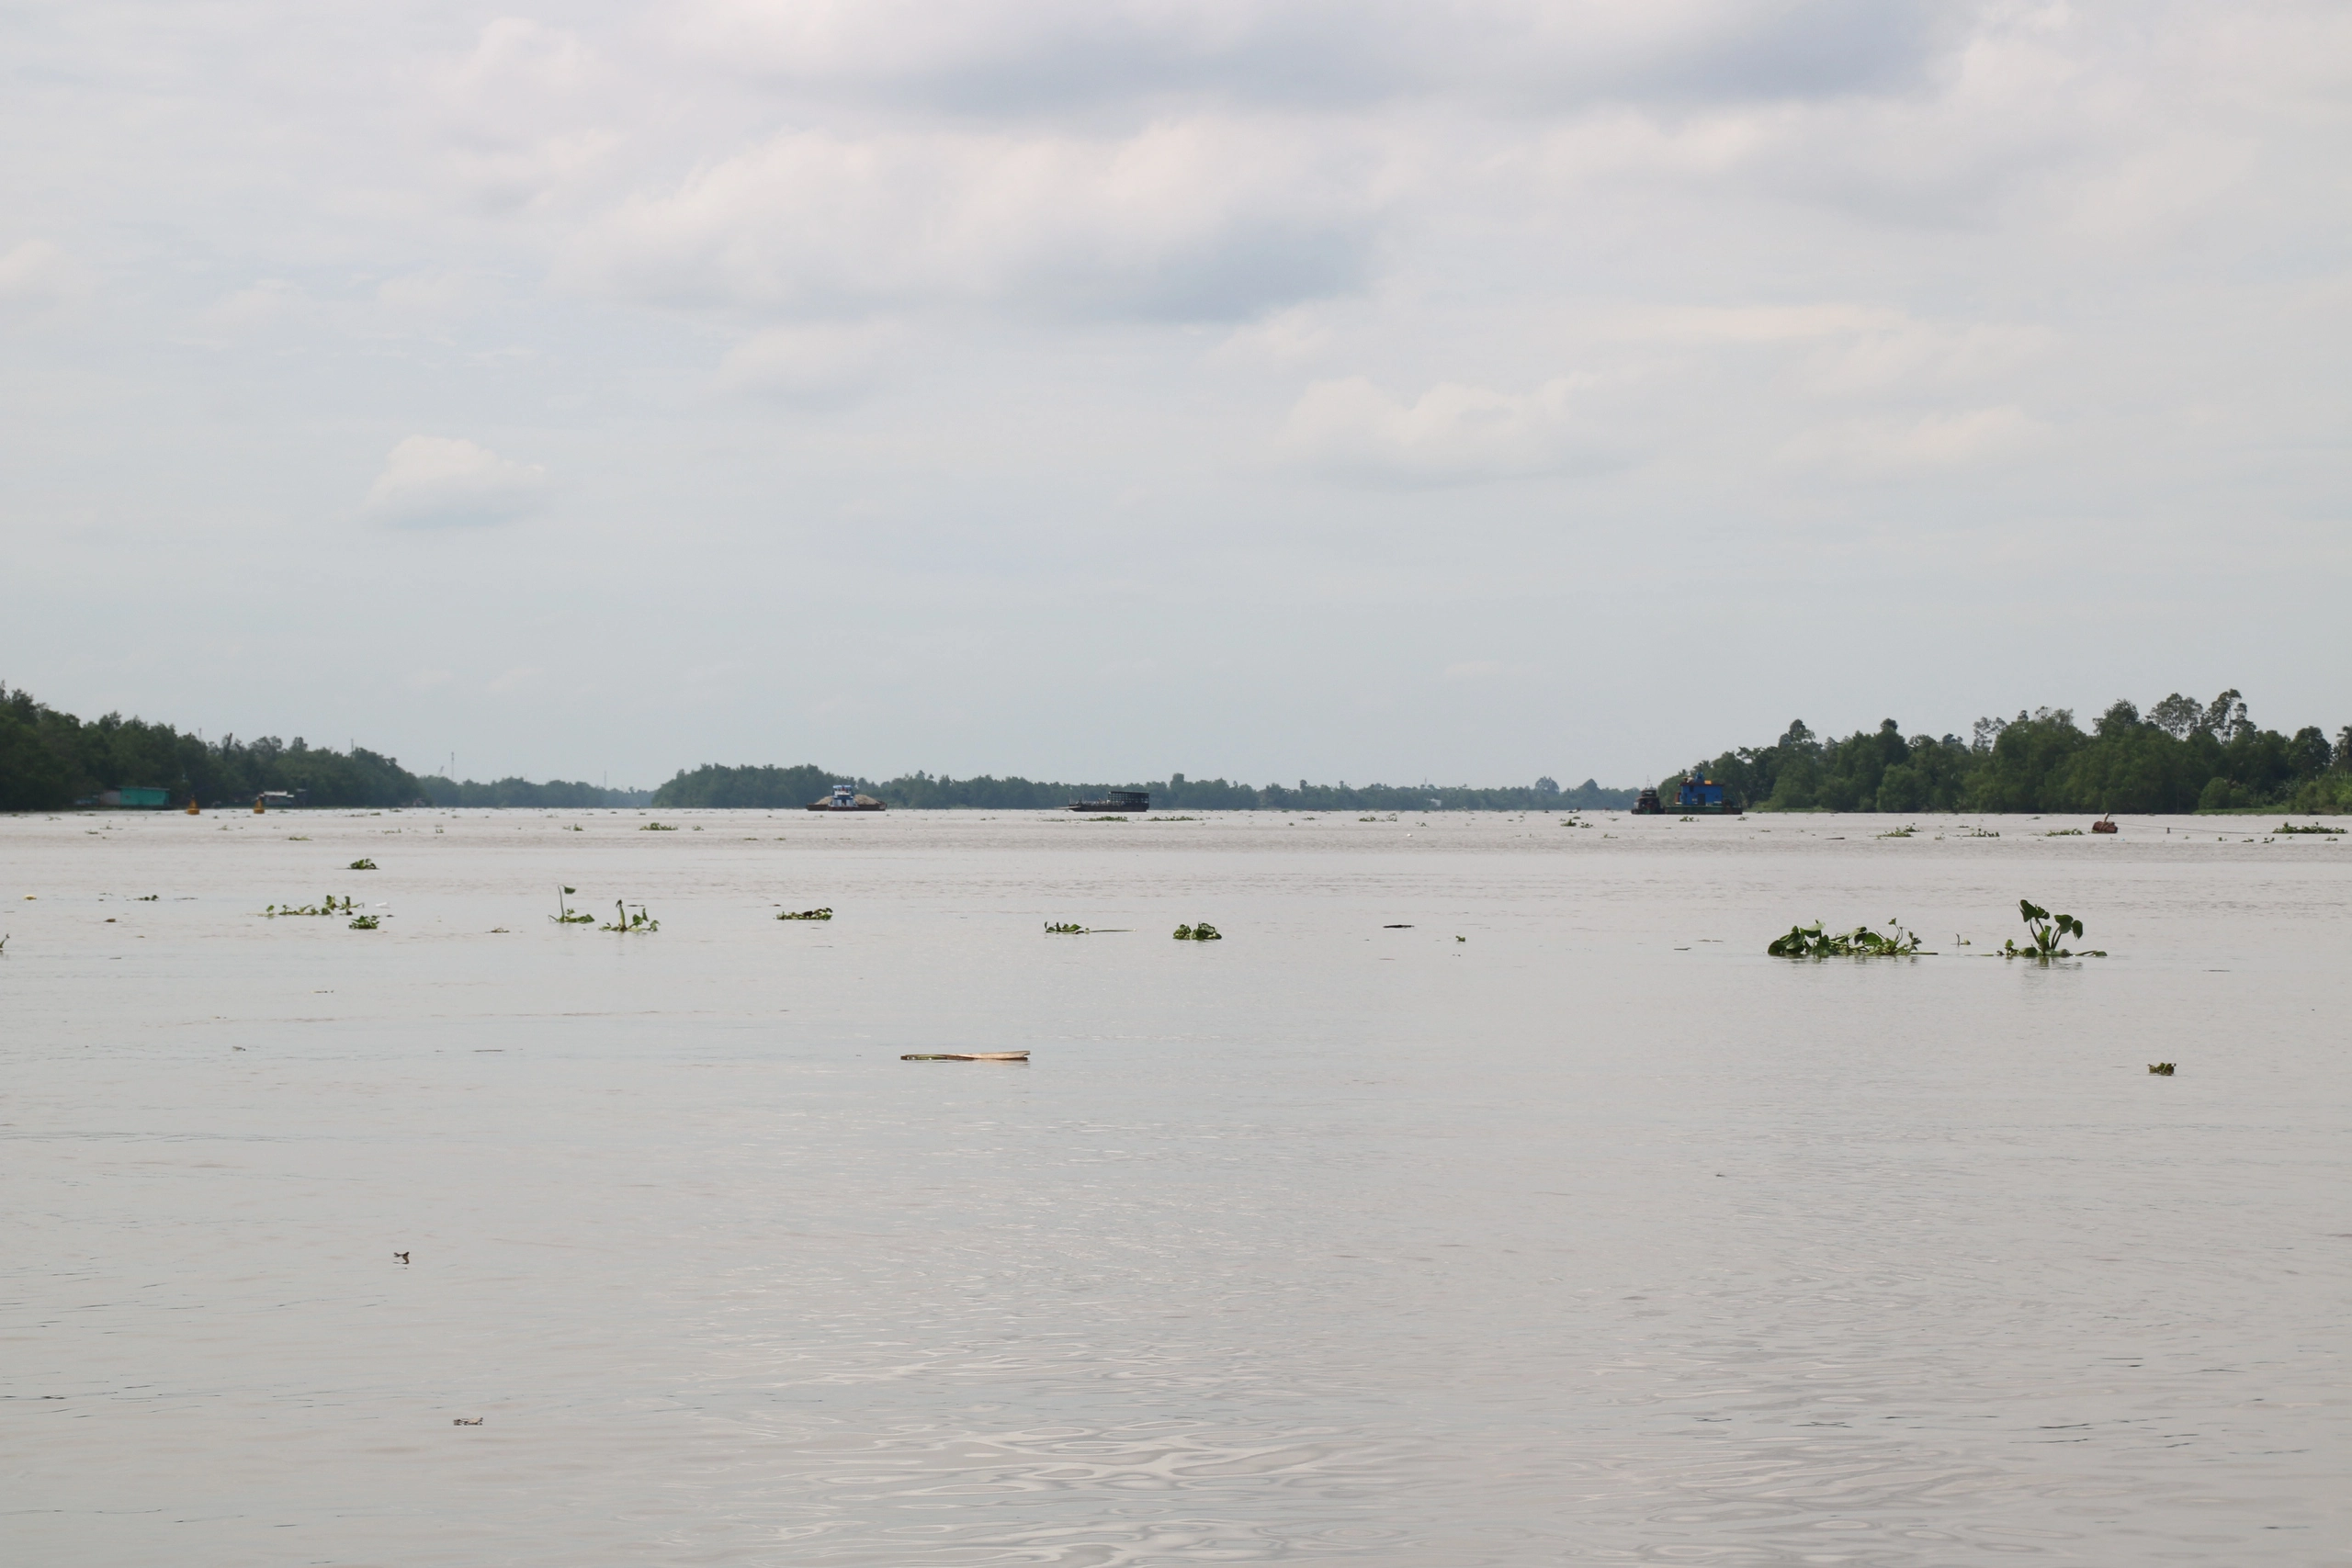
[3,809,2346,1564]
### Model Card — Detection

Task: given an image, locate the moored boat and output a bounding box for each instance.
[806,784,886,811]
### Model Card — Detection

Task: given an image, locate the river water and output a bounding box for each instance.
[4,807,2346,1565]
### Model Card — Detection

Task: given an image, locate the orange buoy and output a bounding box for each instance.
[185,798,200,815]
[253,796,266,814]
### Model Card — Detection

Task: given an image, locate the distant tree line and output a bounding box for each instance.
[1668,691,2352,814]
[415,775,652,808]
[0,684,425,810]
[651,764,1636,812]
[0,685,647,811]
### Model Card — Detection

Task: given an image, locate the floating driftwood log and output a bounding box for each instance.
[900,1051,1030,1062]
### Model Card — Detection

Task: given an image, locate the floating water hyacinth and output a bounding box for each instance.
[348,914,379,930]
[552,886,594,924]
[266,894,356,918]
[775,907,832,920]
[601,901,658,932]
[1172,922,1222,941]
[348,858,378,871]
[2000,899,2105,959]
[1768,919,1927,957]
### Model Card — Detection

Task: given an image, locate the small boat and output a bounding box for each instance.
[2091,815,2118,834]
[1068,789,1149,814]
[806,784,885,812]
[1631,785,1663,815]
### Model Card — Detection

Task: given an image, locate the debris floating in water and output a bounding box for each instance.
[2148,1062,2177,1076]
[900,1051,1030,1062]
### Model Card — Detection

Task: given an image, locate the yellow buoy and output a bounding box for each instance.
[253,796,266,814]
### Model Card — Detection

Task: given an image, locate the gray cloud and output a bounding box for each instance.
[681,0,1949,112]
[364,437,548,528]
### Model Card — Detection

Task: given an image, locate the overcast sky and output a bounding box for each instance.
[4,1,2346,788]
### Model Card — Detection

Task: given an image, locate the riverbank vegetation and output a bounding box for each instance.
[1668,692,2350,815]
[0,684,650,811]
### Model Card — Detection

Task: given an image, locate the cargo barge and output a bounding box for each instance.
[1067,789,1148,814]
[1632,773,1742,816]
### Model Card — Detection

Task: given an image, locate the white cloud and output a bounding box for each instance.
[575,118,1375,321]
[430,18,623,212]
[0,240,91,314]
[1279,376,1607,483]
[1780,405,2050,473]
[184,279,310,344]
[364,437,548,526]
[717,321,904,400]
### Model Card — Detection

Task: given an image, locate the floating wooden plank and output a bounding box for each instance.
[899,1052,1030,1062]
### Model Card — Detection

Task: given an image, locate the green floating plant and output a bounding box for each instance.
[348,914,379,930]
[601,900,658,932]
[1768,919,1928,957]
[552,886,595,924]
[1172,922,1222,941]
[639,821,677,831]
[776,907,833,921]
[1999,899,2106,960]
[2276,821,2346,835]
[348,858,378,871]
[2148,1062,2176,1075]
[1044,921,1089,934]
[266,894,356,918]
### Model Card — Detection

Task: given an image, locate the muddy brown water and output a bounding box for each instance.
[4,808,2346,1565]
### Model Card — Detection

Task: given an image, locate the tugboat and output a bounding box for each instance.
[1067,789,1149,814]
[1632,784,1664,815]
[806,784,885,812]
